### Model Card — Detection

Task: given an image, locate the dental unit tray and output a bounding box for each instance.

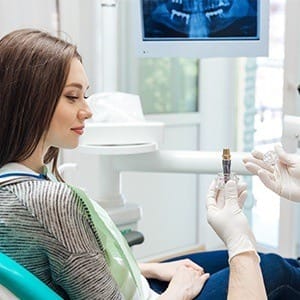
[79,122,164,146]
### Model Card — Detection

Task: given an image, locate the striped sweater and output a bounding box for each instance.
[0,178,123,299]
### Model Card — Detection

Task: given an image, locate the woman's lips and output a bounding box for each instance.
[71,126,84,135]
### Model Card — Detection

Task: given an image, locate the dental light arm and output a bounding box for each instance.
[112,150,250,175]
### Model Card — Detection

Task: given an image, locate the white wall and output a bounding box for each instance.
[0,0,57,36]
[59,0,103,94]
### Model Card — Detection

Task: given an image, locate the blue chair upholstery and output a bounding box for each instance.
[0,252,62,300]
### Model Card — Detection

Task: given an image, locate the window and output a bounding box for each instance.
[138,58,199,114]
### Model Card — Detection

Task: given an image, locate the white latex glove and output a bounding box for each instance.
[206,180,258,262]
[243,144,300,202]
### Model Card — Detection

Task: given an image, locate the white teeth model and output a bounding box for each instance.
[171,9,190,25]
[171,0,183,4]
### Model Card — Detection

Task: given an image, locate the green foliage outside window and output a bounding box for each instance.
[138,58,199,114]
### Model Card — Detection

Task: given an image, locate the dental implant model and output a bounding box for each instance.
[222,148,231,184]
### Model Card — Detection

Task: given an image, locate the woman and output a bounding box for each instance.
[0,28,297,299]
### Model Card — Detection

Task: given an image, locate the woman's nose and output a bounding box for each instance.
[79,104,93,120]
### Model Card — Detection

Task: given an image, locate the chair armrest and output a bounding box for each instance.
[122,230,144,247]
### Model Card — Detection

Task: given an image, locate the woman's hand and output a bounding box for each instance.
[159,264,209,300]
[139,259,204,282]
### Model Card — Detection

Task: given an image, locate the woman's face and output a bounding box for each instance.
[45,58,92,149]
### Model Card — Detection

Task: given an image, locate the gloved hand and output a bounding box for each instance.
[243,144,300,202]
[206,179,258,262]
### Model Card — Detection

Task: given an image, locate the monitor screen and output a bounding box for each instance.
[135,0,269,58]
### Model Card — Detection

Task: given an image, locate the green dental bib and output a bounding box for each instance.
[69,185,144,300]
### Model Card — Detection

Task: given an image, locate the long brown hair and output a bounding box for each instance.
[0,29,82,180]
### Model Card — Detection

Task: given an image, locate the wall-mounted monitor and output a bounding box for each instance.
[135,0,269,58]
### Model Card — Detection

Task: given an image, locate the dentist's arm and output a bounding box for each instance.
[229,252,266,300]
[206,180,267,300]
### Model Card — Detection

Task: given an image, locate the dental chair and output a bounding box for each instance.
[0,252,62,300]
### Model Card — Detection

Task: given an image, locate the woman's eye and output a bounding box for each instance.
[66,95,78,101]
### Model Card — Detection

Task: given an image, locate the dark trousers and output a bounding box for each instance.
[147,250,300,299]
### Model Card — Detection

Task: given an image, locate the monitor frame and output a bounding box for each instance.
[135,0,269,58]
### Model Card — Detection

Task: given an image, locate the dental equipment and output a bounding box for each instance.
[222,148,231,183]
[263,150,278,166]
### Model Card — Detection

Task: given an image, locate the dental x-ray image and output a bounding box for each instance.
[142,0,258,40]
